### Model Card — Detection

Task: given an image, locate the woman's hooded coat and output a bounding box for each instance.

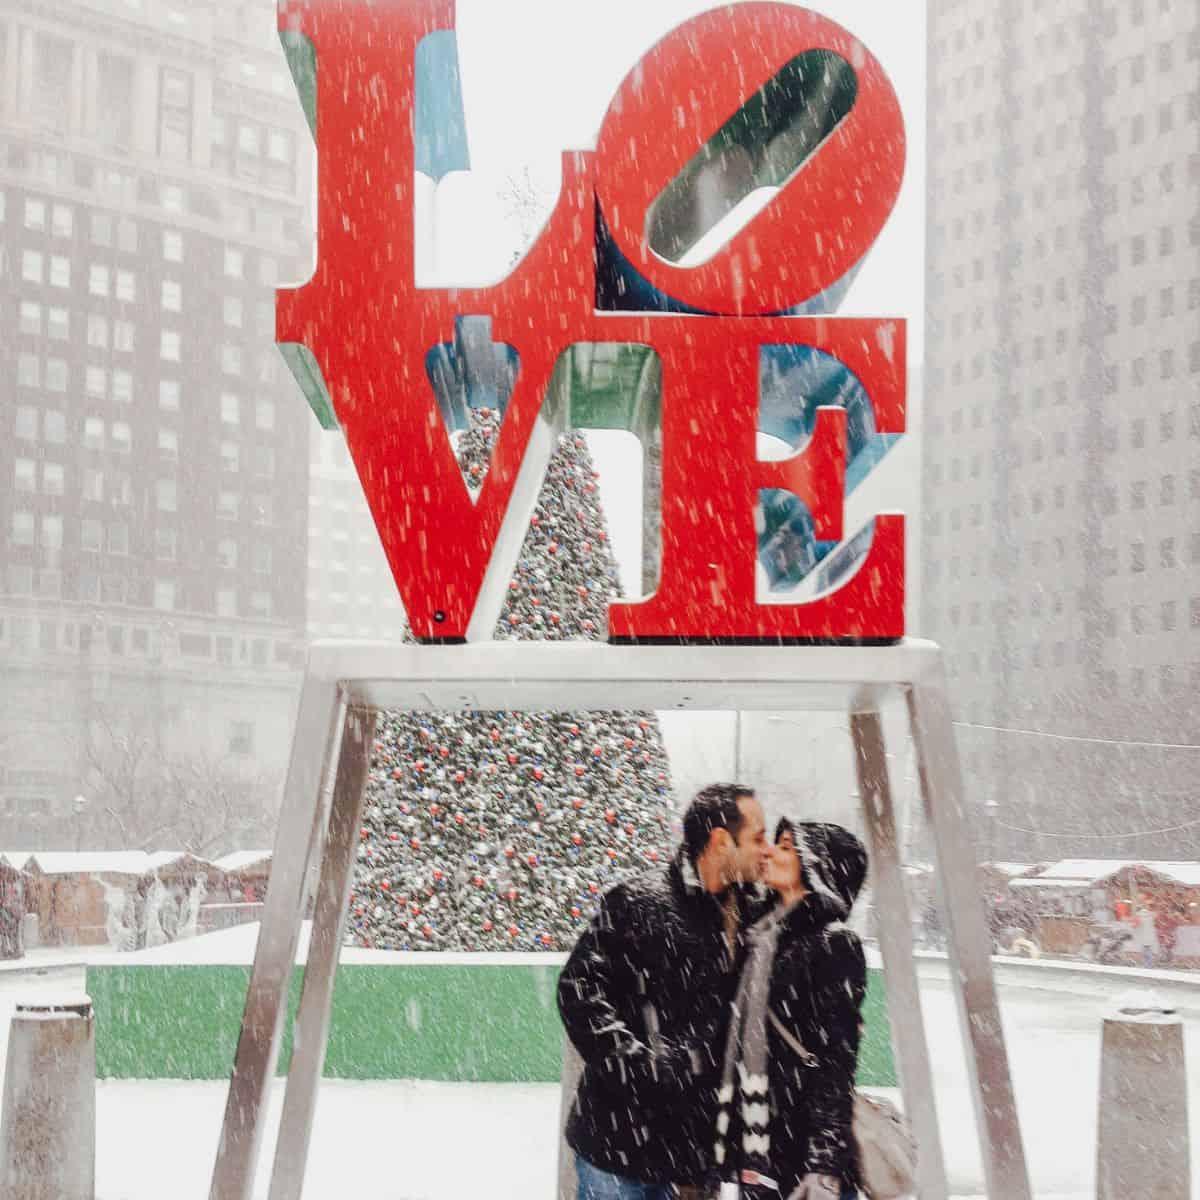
[713,820,869,1197]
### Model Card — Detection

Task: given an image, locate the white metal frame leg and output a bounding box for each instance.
[269,705,377,1200]
[210,676,346,1200]
[850,709,949,1200]
[908,669,1032,1200]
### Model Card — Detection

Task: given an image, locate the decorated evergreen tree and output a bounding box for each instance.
[350,408,676,950]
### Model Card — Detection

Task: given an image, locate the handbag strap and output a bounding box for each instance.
[767,1008,820,1067]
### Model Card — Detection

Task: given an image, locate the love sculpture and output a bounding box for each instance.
[209,7,1033,1200]
[277,0,907,642]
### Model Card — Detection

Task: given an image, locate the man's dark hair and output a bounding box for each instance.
[682,783,755,864]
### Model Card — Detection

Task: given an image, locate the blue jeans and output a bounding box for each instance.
[576,1156,674,1200]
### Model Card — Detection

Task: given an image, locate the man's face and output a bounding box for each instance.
[725,794,768,885]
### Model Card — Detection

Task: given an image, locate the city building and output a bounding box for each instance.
[0,0,314,844]
[306,423,409,643]
[922,3,1200,858]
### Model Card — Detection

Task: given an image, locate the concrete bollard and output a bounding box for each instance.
[1096,989,1189,1200]
[0,991,95,1200]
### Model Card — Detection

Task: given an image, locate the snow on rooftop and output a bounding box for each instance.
[2,850,213,876]
[1022,860,1200,887]
[212,850,272,872]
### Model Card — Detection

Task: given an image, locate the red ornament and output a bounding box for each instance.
[572,834,583,846]
[433,869,444,881]
[430,803,440,816]
[422,924,433,937]
[649,849,659,862]
[626,824,635,835]
[527,853,538,866]
[605,810,616,824]
[410,837,420,849]
[504,846,515,858]
[507,753,518,765]
[360,828,369,839]
[592,746,603,758]
[455,771,466,783]
[391,768,402,780]
[541,933,553,946]
[574,765,586,778]
[439,746,450,758]
[380,880,390,890]
[588,882,599,894]
[531,514,540,526]
[571,906,581,918]
[411,905,421,916]
[624,739,634,749]
[607,848,618,860]
[533,767,544,781]
[550,612,561,624]
[573,797,584,808]
[483,920,493,932]
[473,875,484,887]
[548,542,558,554]
[507,888,518,901]
[454,811,465,824]
[508,925,518,938]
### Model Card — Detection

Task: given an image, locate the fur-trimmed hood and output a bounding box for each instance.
[775,819,867,923]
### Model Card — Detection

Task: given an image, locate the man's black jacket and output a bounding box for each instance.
[557,850,756,1185]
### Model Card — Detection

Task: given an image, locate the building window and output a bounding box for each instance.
[49,256,70,288]
[83,417,105,450]
[161,279,182,311]
[14,459,36,493]
[11,512,35,546]
[82,468,104,503]
[252,544,272,574]
[45,358,68,392]
[158,67,193,160]
[224,247,244,278]
[1131,542,1145,572]
[1160,475,1175,505]
[51,204,73,237]
[86,365,107,398]
[156,479,177,512]
[255,398,276,431]
[220,393,240,425]
[221,344,242,376]
[249,591,272,619]
[217,538,238,569]
[24,197,46,231]
[107,523,129,556]
[223,296,243,327]
[115,270,136,302]
[17,355,39,387]
[111,422,132,453]
[220,440,240,472]
[159,380,181,411]
[15,407,38,440]
[114,321,134,352]
[21,250,43,283]
[1161,538,1176,568]
[42,463,64,496]
[160,330,181,361]
[87,315,109,349]
[19,301,42,335]
[44,411,66,444]
[118,218,139,254]
[89,264,109,295]
[153,580,176,611]
[217,491,239,521]
[81,519,103,553]
[217,588,237,618]
[154,529,177,561]
[163,230,184,261]
[158,429,179,460]
[91,212,113,245]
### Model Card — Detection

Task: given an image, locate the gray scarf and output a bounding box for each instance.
[714,904,790,1173]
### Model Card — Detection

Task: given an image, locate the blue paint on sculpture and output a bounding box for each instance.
[415,31,470,182]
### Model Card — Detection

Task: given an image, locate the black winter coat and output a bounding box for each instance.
[714,822,868,1198]
[558,850,755,1185]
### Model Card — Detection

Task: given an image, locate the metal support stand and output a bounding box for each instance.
[209,639,1031,1200]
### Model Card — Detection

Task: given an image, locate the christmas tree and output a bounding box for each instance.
[350,407,676,950]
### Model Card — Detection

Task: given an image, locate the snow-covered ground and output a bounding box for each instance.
[1,940,1197,1198]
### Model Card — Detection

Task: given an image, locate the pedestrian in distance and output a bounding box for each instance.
[712,819,869,1200]
[558,782,769,1200]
